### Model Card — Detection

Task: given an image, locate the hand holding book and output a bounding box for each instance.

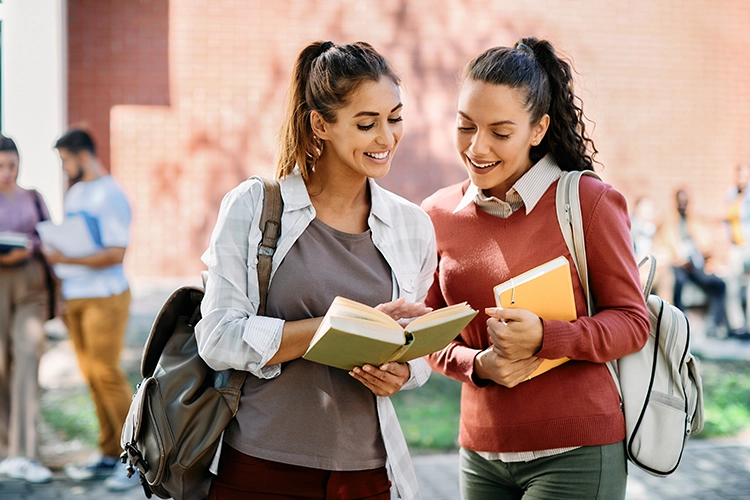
[485,306,545,362]
[349,361,411,397]
[491,256,577,381]
[303,296,477,371]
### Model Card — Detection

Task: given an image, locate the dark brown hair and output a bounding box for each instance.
[54,128,96,155]
[275,41,400,180]
[463,37,597,171]
[0,134,19,157]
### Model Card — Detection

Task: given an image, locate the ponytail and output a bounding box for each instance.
[463,37,597,171]
[276,41,330,180]
[276,41,400,180]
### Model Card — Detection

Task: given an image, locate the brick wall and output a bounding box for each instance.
[67,0,750,280]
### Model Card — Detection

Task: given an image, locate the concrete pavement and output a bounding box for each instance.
[3,435,750,499]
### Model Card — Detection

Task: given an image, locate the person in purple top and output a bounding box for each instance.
[0,134,54,483]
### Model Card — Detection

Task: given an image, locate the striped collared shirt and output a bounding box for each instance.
[196,169,436,499]
[456,154,580,463]
[453,153,562,218]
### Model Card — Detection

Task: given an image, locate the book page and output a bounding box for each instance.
[406,302,474,330]
[327,296,401,329]
[393,309,478,363]
[0,231,30,246]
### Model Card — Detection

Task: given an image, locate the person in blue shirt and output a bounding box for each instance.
[43,129,139,491]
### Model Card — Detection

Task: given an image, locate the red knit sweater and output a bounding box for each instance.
[422,176,650,453]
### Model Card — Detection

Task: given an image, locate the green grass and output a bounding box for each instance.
[39,358,750,453]
[696,358,750,438]
[390,372,462,450]
[40,387,99,447]
[392,358,750,451]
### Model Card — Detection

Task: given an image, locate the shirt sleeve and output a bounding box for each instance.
[97,185,131,248]
[404,221,437,390]
[195,182,285,378]
[536,183,650,363]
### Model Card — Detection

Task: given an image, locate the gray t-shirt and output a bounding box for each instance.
[225,218,393,471]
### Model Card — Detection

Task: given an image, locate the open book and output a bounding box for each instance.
[303,296,478,371]
[493,256,577,380]
[0,231,30,255]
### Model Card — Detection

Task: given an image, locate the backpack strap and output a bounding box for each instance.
[30,189,58,320]
[255,177,283,317]
[226,177,283,396]
[638,254,657,300]
[555,170,600,316]
[554,170,624,391]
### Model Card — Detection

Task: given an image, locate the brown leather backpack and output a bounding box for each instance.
[120,177,283,499]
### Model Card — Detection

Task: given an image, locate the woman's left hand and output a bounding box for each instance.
[350,362,411,396]
[485,307,544,361]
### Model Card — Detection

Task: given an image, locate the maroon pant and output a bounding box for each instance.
[208,445,391,500]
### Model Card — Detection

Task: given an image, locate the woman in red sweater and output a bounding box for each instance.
[422,37,650,499]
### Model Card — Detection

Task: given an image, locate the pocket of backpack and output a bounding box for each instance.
[139,379,169,486]
[685,355,705,435]
[628,391,687,474]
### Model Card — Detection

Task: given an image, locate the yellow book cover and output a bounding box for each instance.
[493,256,577,380]
[303,296,478,371]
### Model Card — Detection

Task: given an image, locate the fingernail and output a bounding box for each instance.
[363,365,372,372]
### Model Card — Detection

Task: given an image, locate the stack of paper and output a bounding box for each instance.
[36,216,99,278]
[0,232,30,254]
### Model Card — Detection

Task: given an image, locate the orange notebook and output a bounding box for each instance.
[493,256,577,379]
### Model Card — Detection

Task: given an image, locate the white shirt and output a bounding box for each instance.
[196,170,437,500]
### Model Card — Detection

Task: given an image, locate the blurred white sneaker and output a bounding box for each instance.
[0,457,53,483]
[103,460,140,491]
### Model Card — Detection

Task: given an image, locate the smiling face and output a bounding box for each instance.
[0,151,19,191]
[456,79,549,200]
[312,77,403,180]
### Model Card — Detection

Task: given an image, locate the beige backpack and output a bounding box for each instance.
[556,170,704,477]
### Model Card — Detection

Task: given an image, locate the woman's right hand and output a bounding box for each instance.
[0,246,31,266]
[474,347,543,388]
[375,297,432,326]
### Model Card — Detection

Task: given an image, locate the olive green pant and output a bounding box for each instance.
[459,443,627,500]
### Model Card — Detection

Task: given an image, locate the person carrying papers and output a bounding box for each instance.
[42,129,139,492]
[0,135,54,483]
[421,38,650,499]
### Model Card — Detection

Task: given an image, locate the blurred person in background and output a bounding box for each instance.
[0,134,53,483]
[657,188,731,338]
[630,196,657,264]
[724,163,750,337]
[43,129,138,491]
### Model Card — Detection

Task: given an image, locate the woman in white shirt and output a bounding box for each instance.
[196,41,436,500]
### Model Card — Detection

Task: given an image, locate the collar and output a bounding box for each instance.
[452,153,562,214]
[280,166,393,227]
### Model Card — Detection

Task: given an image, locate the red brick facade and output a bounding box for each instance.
[67,0,750,279]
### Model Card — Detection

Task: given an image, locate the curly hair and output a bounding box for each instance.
[463,36,597,171]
